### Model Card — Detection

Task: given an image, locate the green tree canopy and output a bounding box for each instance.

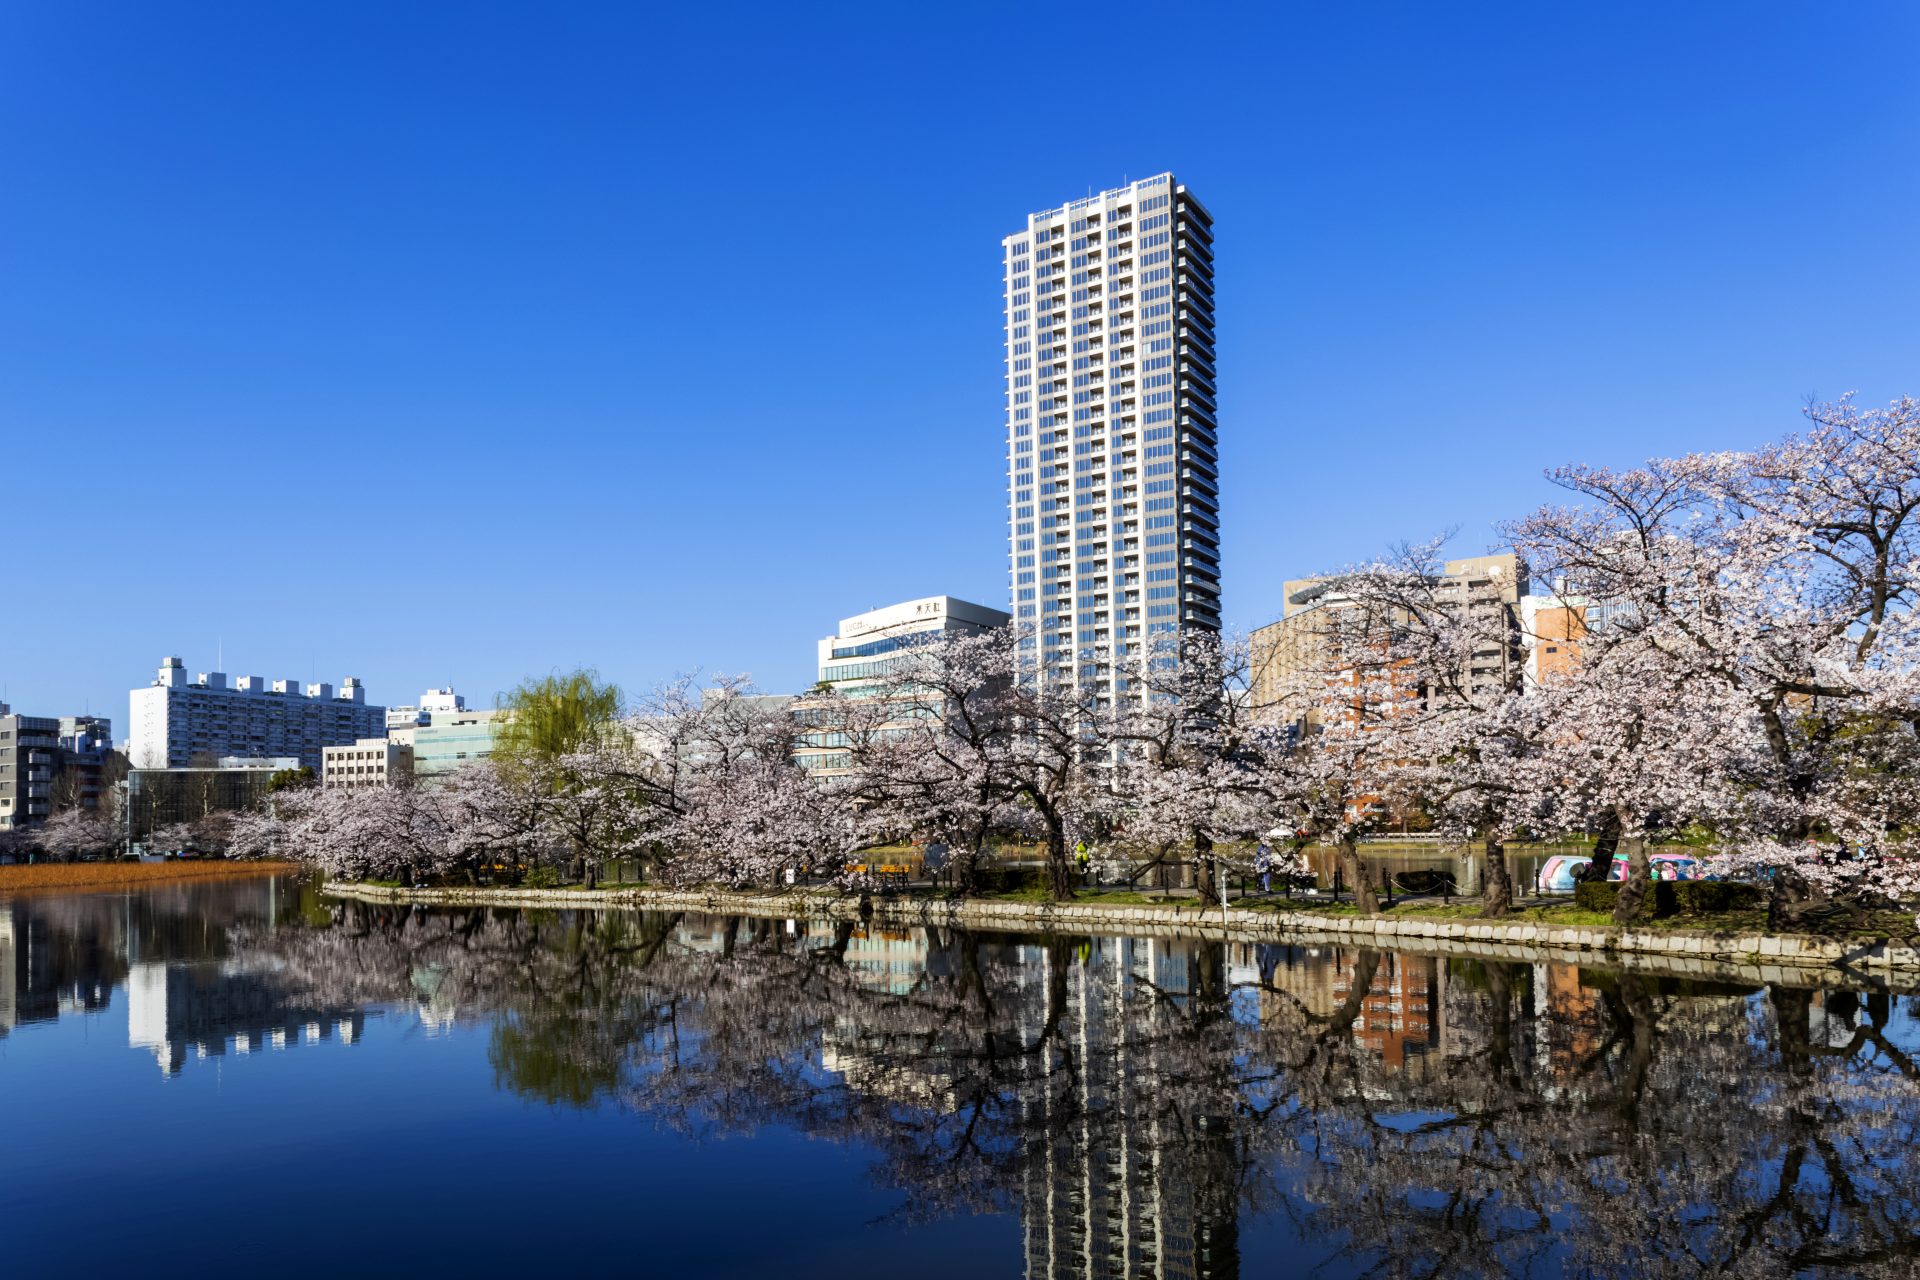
[493,669,625,776]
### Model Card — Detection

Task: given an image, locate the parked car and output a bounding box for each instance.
[1536,852,1704,892]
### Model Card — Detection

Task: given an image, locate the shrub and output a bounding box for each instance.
[1672,881,1764,914]
[973,867,1046,894]
[1573,880,1763,919]
[522,866,563,890]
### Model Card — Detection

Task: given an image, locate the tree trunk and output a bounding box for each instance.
[1481,837,1513,918]
[1193,829,1218,903]
[1045,822,1076,902]
[1337,837,1379,915]
[954,842,983,897]
[1611,837,1652,924]
[1588,808,1622,880]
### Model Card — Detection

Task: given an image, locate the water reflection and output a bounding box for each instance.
[1,878,363,1074]
[6,884,1919,1278]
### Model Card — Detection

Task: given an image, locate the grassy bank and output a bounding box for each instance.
[0,860,301,896]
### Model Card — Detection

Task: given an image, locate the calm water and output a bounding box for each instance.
[4,878,1918,1279]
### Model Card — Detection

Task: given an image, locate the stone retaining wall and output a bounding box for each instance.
[322,881,1920,986]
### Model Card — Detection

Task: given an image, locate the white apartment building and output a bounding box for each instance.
[1004,174,1219,703]
[129,656,386,771]
[321,737,414,791]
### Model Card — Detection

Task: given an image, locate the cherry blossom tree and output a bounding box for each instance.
[38,806,117,860]
[1509,396,1920,925]
[1103,630,1281,899]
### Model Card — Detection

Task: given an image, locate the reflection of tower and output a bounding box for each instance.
[1018,937,1238,1280]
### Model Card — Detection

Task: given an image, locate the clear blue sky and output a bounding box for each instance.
[3,3,1916,730]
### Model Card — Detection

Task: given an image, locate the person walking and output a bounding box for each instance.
[1255,841,1274,895]
[1074,841,1091,885]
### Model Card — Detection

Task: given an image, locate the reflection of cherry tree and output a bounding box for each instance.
[233,905,1920,1276]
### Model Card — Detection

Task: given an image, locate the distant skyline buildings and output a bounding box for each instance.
[0,704,112,831]
[1004,174,1219,703]
[128,655,385,771]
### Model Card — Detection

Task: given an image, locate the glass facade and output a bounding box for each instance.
[412,712,506,780]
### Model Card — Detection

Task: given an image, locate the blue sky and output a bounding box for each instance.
[3,2,1916,729]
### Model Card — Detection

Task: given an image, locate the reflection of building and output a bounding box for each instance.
[1533,962,1605,1083]
[1335,951,1443,1077]
[126,960,366,1075]
[129,656,384,770]
[821,927,957,1107]
[0,898,123,1037]
[840,926,929,995]
[1019,936,1237,1280]
[1248,942,1345,1025]
[0,878,369,1074]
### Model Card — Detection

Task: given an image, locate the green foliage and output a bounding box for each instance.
[267,766,316,792]
[1574,880,1763,918]
[489,1015,619,1108]
[493,669,624,774]
[522,866,563,890]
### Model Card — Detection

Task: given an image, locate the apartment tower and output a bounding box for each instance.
[1003,174,1219,703]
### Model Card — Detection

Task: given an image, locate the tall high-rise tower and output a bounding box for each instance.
[1003,174,1218,702]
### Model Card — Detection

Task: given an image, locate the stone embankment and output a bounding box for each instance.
[322,881,1920,987]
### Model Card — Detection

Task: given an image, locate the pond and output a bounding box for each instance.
[3,876,1917,1278]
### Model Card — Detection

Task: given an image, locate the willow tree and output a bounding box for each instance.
[493,669,625,774]
[494,669,630,886]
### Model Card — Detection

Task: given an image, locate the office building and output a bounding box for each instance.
[125,762,281,844]
[322,737,414,791]
[0,705,113,831]
[129,656,385,772]
[412,707,507,780]
[384,687,467,748]
[795,595,1009,774]
[1521,592,1587,688]
[1004,173,1218,704]
[814,596,1010,694]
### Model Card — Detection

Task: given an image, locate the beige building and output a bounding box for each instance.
[321,737,413,791]
[1251,553,1528,715]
